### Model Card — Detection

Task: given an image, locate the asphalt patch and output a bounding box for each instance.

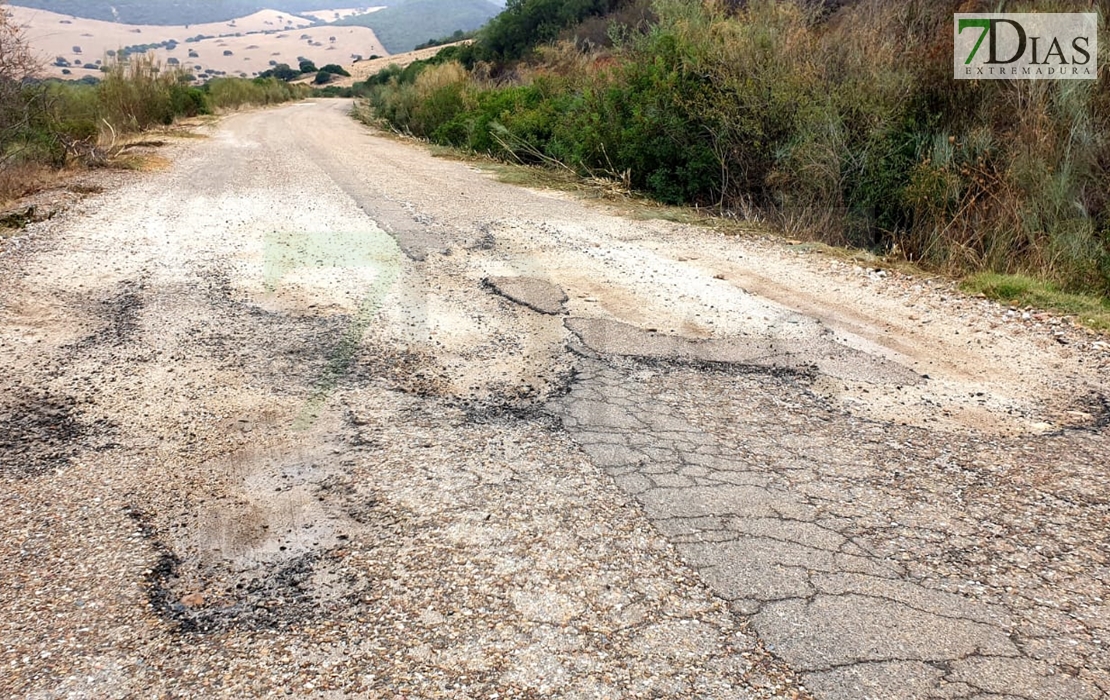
[0,391,104,478]
[484,276,568,315]
[565,316,922,385]
[68,279,146,349]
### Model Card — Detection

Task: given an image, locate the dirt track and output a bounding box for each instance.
[1,100,1108,699]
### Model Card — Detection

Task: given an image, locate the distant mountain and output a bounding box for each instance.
[7,1,372,25]
[333,0,501,54]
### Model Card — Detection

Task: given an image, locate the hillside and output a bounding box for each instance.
[333,0,500,53]
[8,1,383,25]
[8,5,386,81]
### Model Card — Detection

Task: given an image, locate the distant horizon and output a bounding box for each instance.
[5,0,506,27]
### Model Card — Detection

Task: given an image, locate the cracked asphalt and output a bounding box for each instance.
[552,356,1108,698]
[2,100,1109,699]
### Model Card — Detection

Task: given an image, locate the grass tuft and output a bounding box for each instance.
[961,273,1110,331]
[0,162,69,207]
[110,153,172,171]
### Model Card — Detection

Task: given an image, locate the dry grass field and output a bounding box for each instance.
[324,41,468,87]
[8,5,388,80]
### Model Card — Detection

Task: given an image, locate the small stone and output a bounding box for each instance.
[180,592,206,608]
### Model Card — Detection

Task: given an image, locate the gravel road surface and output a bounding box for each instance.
[2,100,1108,699]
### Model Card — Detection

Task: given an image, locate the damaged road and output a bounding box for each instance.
[1,100,1109,699]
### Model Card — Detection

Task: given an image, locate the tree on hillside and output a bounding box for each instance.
[0,3,43,165]
[479,0,619,61]
[258,63,299,81]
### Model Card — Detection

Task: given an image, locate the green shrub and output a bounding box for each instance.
[206,76,310,110]
[98,55,178,129]
[364,64,404,87]
[363,0,1110,295]
[258,63,300,82]
[169,84,210,117]
[478,0,628,62]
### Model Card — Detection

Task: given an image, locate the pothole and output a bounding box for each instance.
[143,537,332,635]
[128,456,410,635]
[565,316,922,386]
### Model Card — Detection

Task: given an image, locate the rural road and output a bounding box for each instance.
[2,99,1109,699]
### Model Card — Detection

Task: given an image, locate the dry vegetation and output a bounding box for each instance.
[332,42,467,87]
[0,2,42,170]
[0,161,67,208]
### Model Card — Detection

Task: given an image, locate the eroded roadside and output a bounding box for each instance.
[1,100,1108,700]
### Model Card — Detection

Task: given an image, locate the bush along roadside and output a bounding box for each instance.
[2,24,310,205]
[359,0,1110,302]
[42,55,312,155]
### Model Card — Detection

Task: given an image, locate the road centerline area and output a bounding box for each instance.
[1,100,1107,699]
